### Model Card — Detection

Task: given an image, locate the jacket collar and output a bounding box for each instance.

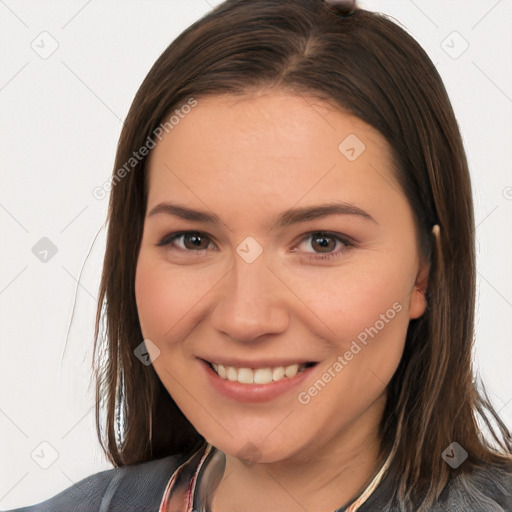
[159,442,393,512]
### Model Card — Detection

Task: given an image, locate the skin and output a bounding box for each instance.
[135,90,430,512]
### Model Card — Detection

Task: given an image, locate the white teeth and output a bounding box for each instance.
[237,368,254,384]
[227,366,238,382]
[254,368,273,384]
[217,364,227,379]
[211,362,311,384]
[272,366,285,381]
[285,364,299,378]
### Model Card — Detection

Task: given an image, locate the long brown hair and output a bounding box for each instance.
[93,0,512,508]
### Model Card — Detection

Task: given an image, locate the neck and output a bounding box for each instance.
[210,395,387,512]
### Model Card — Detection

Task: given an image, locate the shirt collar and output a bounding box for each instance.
[159,442,393,512]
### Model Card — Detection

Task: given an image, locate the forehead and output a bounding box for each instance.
[145,91,402,227]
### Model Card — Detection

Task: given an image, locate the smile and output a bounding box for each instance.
[207,361,317,384]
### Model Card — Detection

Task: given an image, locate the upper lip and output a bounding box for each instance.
[199,357,317,368]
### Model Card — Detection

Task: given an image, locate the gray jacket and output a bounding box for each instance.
[4,449,512,511]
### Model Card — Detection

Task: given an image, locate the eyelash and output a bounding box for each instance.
[155,231,354,261]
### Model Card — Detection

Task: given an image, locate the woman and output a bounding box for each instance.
[8,0,512,510]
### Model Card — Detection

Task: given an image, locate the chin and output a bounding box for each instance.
[206,433,308,465]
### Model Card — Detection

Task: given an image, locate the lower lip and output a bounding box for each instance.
[199,360,317,403]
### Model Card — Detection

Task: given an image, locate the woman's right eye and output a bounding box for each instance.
[156,231,216,254]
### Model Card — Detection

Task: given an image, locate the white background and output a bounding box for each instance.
[1,0,511,508]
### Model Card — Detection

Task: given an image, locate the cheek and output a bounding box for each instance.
[134,251,218,342]
[134,254,184,340]
[284,258,413,346]
[284,258,413,408]
[293,269,410,426]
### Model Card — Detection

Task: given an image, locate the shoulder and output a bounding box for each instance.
[3,453,186,512]
[360,460,512,511]
[431,462,512,511]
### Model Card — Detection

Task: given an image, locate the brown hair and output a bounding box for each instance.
[93,0,512,508]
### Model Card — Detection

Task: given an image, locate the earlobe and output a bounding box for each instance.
[409,264,430,320]
[409,224,440,320]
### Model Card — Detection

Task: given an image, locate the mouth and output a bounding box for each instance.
[204,360,318,385]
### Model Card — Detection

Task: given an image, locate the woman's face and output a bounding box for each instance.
[135,91,430,463]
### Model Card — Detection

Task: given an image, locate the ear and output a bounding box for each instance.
[408,259,430,320]
[409,224,439,320]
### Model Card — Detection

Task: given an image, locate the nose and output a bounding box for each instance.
[210,252,290,343]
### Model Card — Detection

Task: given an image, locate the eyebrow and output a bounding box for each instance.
[148,201,377,227]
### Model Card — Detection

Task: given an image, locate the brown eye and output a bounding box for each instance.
[292,231,354,261]
[156,231,214,252]
[310,233,337,253]
[181,232,210,250]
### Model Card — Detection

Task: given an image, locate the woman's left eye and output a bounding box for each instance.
[292,232,354,261]
[156,231,353,261]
